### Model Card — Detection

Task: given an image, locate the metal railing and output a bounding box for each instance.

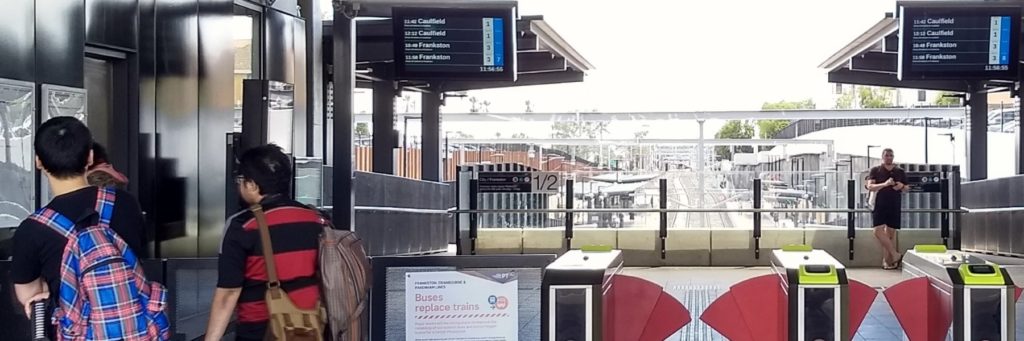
[449,208,965,214]
[455,177,961,260]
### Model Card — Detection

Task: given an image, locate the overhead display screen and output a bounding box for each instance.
[393,7,517,81]
[898,2,1021,80]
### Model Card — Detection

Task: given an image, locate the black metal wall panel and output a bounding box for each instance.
[153,0,200,257]
[265,8,295,84]
[0,0,35,82]
[351,172,450,256]
[85,0,139,50]
[36,0,86,87]
[962,175,1024,256]
[292,16,308,156]
[196,0,234,256]
[138,0,159,256]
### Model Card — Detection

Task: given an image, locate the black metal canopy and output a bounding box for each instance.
[323,14,593,92]
[819,13,1017,93]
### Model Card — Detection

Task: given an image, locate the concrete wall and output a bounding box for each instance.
[475,228,945,267]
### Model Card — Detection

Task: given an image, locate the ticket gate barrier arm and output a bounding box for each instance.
[887,245,1017,341]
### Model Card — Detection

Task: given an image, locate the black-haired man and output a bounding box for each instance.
[205,144,323,341]
[10,117,147,330]
[865,148,908,269]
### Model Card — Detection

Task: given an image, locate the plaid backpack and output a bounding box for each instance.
[29,187,170,341]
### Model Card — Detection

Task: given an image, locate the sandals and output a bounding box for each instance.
[883,255,903,270]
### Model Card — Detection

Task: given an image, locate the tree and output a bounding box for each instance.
[757,120,791,139]
[450,131,474,139]
[714,120,754,160]
[549,120,612,162]
[835,86,895,109]
[934,91,962,106]
[511,132,529,139]
[761,99,815,110]
[354,122,370,137]
[757,99,812,140]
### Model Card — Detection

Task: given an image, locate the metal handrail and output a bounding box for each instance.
[448,208,967,214]
[356,206,453,214]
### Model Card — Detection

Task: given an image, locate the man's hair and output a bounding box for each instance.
[237,144,292,196]
[91,142,110,166]
[35,117,93,179]
[882,148,894,155]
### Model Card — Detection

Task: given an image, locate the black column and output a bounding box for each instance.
[300,0,322,157]
[966,83,988,180]
[372,80,395,174]
[331,7,355,229]
[422,91,442,181]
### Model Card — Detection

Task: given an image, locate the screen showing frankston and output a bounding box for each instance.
[393,7,517,81]
[898,3,1020,80]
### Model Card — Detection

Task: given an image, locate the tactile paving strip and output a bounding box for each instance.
[663,283,726,341]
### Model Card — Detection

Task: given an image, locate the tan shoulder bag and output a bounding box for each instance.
[251,205,326,341]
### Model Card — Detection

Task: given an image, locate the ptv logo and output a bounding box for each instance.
[488,295,510,310]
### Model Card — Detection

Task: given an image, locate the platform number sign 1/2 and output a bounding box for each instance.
[531,172,562,194]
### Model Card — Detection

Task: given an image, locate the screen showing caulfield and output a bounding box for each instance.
[393,7,517,81]
[898,2,1021,80]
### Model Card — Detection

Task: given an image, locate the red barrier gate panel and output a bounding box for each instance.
[848,279,879,337]
[604,275,690,341]
[884,277,952,341]
[701,274,786,341]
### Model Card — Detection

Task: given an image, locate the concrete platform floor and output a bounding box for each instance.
[623,267,1024,341]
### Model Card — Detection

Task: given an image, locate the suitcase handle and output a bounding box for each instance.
[31,300,49,341]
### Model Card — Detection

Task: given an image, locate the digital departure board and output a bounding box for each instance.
[898,2,1021,80]
[393,7,517,81]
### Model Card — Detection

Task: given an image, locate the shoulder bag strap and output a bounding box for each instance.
[250,205,281,287]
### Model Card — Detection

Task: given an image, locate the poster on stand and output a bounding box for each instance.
[406,270,518,341]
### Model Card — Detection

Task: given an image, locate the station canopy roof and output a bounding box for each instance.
[818,13,1015,93]
[325,0,594,93]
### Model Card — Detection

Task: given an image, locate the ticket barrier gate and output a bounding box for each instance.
[885,245,1021,341]
[702,245,877,341]
[541,248,691,341]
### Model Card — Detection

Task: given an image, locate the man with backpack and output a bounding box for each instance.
[11,116,167,339]
[206,144,371,341]
[205,144,326,341]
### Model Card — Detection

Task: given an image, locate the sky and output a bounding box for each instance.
[330,0,898,139]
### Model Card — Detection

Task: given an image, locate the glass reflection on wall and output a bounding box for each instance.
[267,81,294,153]
[233,12,258,133]
[42,84,87,122]
[39,85,88,201]
[294,157,323,207]
[0,78,35,258]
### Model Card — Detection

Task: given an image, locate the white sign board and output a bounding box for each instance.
[406,271,519,341]
[530,172,563,194]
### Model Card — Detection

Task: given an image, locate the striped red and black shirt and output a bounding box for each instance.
[217,195,322,340]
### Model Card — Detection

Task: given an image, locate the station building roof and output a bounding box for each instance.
[768,125,1017,178]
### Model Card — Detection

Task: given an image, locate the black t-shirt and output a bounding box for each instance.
[866,165,907,209]
[10,186,148,297]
